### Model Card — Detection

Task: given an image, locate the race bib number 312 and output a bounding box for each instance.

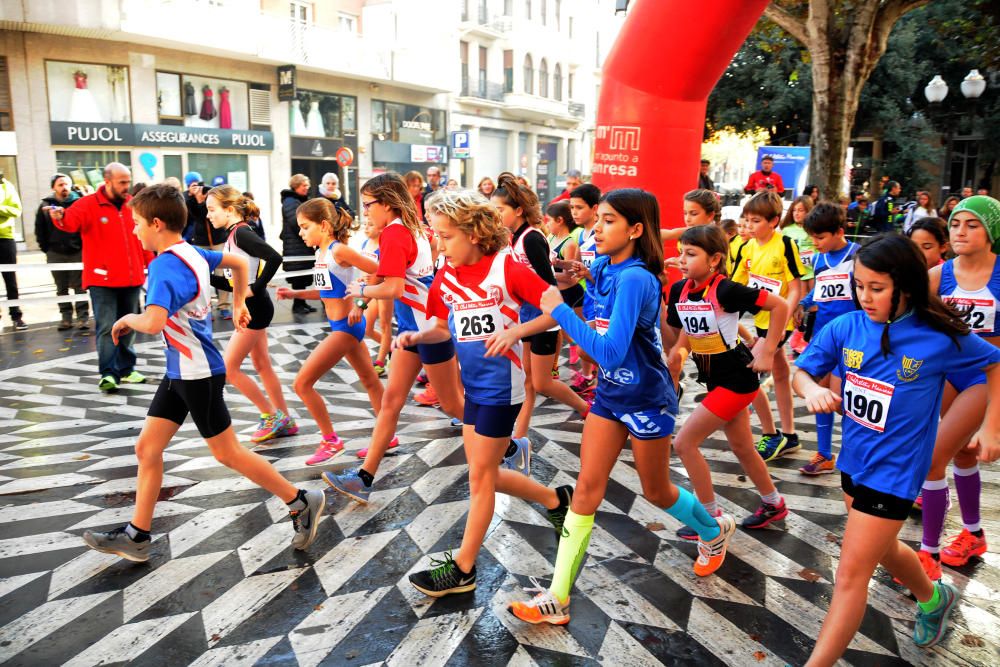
[843,372,893,432]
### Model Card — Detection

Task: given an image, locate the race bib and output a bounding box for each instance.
[595,317,609,336]
[814,272,852,302]
[799,249,814,268]
[944,297,996,334]
[843,372,893,433]
[580,250,596,268]
[453,299,501,342]
[313,264,332,290]
[748,273,782,295]
[676,302,725,354]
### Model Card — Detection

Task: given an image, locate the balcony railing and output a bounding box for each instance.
[569,102,585,118]
[460,79,507,103]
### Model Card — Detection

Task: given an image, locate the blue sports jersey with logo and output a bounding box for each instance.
[795,310,1000,500]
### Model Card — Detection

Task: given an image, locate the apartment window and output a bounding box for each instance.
[539,59,548,97]
[0,57,12,130]
[338,13,357,32]
[555,0,561,28]
[461,0,469,21]
[504,0,513,15]
[568,16,573,38]
[504,50,514,93]
[479,46,488,96]
[289,0,310,24]
[553,64,562,101]
[568,72,574,99]
[478,0,488,23]
[460,41,470,96]
[523,54,534,94]
[541,0,547,25]
[525,0,531,20]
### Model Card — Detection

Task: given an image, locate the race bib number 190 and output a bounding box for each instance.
[843,372,893,432]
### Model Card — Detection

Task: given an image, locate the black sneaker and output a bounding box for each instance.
[289,489,325,550]
[547,485,573,534]
[408,552,477,597]
[82,525,150,562]
[675,525,699,541]
[740,498,789,529]
[12,318,27,331]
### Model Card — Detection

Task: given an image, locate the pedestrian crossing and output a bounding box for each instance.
[0,322,996,666]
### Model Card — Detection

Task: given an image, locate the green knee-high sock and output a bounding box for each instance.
[549,510,594,601]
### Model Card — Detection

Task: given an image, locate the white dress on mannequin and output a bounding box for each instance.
[291,99,309,135]
[305,100,325,137]
[68,71,102,123]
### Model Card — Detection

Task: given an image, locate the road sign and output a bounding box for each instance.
[335,146,354,167]
[451,131,471,159]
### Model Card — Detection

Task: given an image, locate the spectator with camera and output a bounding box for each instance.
[185,171,231,319]
[744,155,785,196]
[36,173,88,330]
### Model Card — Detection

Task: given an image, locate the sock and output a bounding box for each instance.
[761,490,782,507]
[920,479,949,553]
[917,583,942,613]
[504,441,518,459]
[286,489,308,511]
[665,487,721,541]
[815,412,834,459]
[702,499,720,517]
[125,522,150,542]
[953,464,982,534]
[549,510,594,601]
[358,469,374,487]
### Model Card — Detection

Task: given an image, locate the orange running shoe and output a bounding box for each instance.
[918,549,942,581]
[509,579,570,625]
[693,514,737,577]
[415,384,440,407]
[940,529,987,567]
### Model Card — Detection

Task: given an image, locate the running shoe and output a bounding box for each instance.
[356,435,399,459]
[275,414,299,438]
[501,437,531,476]
[913,582,960,648]
[82,525,150,562]
[77,316,90,330]
[799,452,836,475]
[11,318,27,331]
[789,329,808,354]
[416,370,429,386]
[569,345,580,365]
[913,491,923,511]
[305,433,344,466]
[675,525,699,541]
[570,372,596,395]
[547,485,574,534]
[940,529,987,567]
[58,317,73,331]
[251,413,283,443]
[220,309,233,321]
[741,498,789,529]
[373,359,387,377]
[450,417,463,428]
[120,371,147,384]
[755,433,790,462]
[551,368,560,379]
[917,549,942,581]
[98,375,119,392]
[415,384,440,407]
[322,468,371,505]
[509,578,570,625]
[408,552,477,597]
[289,489,325,550]
[693,513,736,577]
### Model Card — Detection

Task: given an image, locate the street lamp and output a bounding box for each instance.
[924,75,948,103]
[924,69,989,103]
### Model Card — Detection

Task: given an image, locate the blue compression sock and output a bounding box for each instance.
[815,411,834,459]
[666,487,721,541]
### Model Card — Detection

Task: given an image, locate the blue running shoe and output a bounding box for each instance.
[913,582,960,648]
[756,432,789,462]
[450,417,463,428]
[501,437,531,476]
[322,468,371,505]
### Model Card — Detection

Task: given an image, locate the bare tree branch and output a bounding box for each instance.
[762,2,809,46]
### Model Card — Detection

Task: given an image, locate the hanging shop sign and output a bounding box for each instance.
[50,121,274,151]
[277,65,297,102]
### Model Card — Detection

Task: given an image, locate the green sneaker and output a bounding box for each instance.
[913,582,960,647]
[98,375,119,392]
[756,433,789,462]
[120,371,147,384]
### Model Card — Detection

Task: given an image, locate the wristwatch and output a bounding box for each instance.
[355,298,368,310]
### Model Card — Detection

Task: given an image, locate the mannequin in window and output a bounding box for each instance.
[68,70,102,123]
[199,85,217,121]
[218,86,232,129]
[183,81,197,116]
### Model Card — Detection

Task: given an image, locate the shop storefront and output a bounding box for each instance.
[371,100,448,178]
[536,137,560,205]
[288,89,359,208]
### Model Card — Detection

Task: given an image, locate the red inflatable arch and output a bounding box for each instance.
[590,0,769,242]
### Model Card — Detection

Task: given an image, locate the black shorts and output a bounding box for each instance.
[463,400,522,438]
[148,374,232,439]
[403,338,456,365]
[841,472,913,521]
[560,284,585,309]
[756,327,793,348]
[246,292,274,330]
[522,329,559,356]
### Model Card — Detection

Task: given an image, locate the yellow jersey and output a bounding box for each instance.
[731,231,806,331]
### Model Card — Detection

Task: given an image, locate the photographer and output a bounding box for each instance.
[184,171,231,319]
[744,155,785,196]
[36,173,87,330]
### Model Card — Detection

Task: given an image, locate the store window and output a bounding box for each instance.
[156,72,250,130]
[55,150,132,193]
[188,153,250,193]
[0,57,12,130]
[290,90,356,138]
[46,61,131,123]
[371,101,446,145]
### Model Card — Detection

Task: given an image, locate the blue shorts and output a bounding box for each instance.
[946,368,987,393]
[403,338,456,365]
[589,397,677,440]
[463,400,522,438]
[329,316,366,342]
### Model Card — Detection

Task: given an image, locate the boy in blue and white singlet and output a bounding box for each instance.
[510,188,737,627]
[567,183,602,393]
[796,202,860,475]
[794,234,1000,661]
[81,184,325,564]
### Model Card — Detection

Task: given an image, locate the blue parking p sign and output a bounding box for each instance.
[451,131,471,159]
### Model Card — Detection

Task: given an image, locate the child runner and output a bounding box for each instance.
[793,233,1000,661]
[906,217,949,268]
[360,216,393,377]
[567,183,602,391]
[205,185,297,444]
[781,195,816,353]
[509,188,736,626]
[82,184,324,561]
[323,173,464,504]
[493,173,589,436]
[667,225,791,540]
[732,191,806,462]
[405,189,573,597]
[546,200,585,379]
[917,196,1000,579]
[795,203,860,475]
[275,198,388,465]
[731,215,752,275]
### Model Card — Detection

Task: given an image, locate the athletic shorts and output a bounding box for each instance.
[590,397,677,441]
[329,315,366,342]
[403,338,456,365]
[841,472,912,521]
[756,327,793,348]
[702,386,758,421]
[246,292,274,330]
[522,330,559,356]
[945,368,987,394]
[148,374,231,439]
[463,400,522,438]
[560,284,585,309]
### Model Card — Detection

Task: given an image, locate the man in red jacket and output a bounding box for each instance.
[50,163,151,392]
[744,155,785,196]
